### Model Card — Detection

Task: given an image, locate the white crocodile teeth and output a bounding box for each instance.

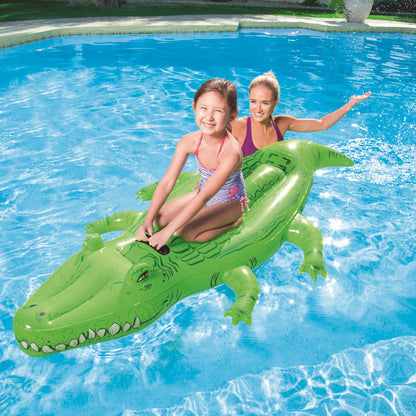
[24,320,140,354]
[108,323,120,336]
[69,339,78,348]
[97,329,106,337]
[133,317,140,328]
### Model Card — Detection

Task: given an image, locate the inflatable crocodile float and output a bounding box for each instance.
[13,140,353,357]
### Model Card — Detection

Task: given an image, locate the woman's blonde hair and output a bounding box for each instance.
[249,71,280,101]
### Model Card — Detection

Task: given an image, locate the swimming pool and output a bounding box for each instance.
[1,28,415,415]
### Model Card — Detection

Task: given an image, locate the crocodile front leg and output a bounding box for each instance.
[223,266,260,326]
[287,213,328,282]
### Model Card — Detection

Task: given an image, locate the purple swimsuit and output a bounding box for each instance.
[241,116,283,157]
[195,133,249,211]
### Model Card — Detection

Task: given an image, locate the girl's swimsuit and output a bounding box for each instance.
[241,116,283,157]
[195,133,249,211]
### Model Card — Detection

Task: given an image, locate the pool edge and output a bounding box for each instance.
[1,14,416,49]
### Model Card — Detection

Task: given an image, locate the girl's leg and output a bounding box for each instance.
[178,200,243,243]
[155,190,198,229]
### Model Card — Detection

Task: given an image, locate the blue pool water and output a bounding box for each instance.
[1,29,416,415]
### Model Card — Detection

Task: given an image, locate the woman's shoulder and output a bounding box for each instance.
[231,116,248,143]
[274,114,296,123]
[274,114,296,130]
[232,116,249,126]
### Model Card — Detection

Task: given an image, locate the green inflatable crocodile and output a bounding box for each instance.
[13,140,353,357]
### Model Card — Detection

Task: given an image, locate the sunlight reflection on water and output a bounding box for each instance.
[1,30,416,415]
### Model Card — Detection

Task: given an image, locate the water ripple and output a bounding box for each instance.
[1,30,415,416]
[122,336,416,416]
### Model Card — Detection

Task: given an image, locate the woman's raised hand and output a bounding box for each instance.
[349,91,371,108]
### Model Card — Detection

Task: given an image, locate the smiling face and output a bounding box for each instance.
[249,85,279,123]
[193,91,236,137]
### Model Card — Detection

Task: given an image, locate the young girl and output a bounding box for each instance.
[231,71,371,157]
[137,78,248,251]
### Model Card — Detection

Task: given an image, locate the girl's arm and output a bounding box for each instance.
[148,144,241,249]
[136,136,192,241]
[280,91,371,133]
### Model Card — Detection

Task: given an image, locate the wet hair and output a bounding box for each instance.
[249,71,280,101]
[193,78,238,116]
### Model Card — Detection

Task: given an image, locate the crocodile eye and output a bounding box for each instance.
[126,263,152,283]
[137,271,148,282]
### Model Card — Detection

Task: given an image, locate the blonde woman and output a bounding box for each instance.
[232,71,371,157]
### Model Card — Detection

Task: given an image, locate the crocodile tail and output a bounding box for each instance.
[282,139,354,171]
[136,182,158,201]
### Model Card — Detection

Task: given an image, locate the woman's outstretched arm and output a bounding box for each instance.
[279,91,371,133]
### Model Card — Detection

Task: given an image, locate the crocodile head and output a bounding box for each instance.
[13,233,183,357]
